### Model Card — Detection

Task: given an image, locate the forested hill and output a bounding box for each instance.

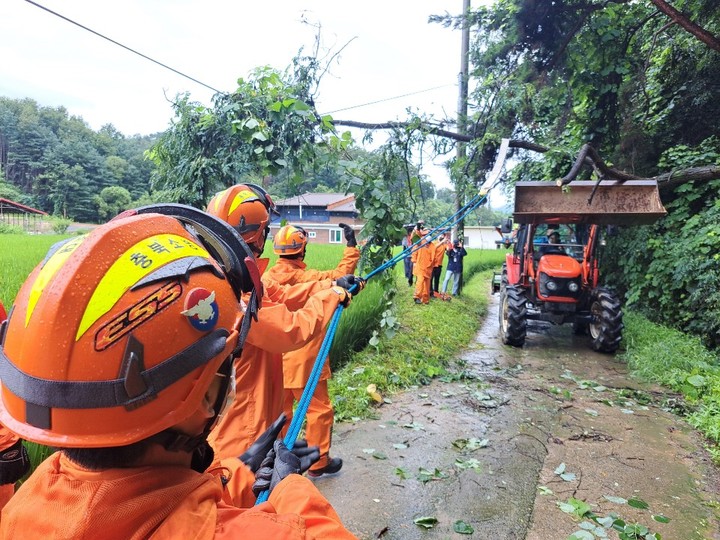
[0,96,509,228]
[0,97,159,223]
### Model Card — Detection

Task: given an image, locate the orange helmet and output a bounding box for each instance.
[273,225,309,256]
[0,209,258,449]
[206,183,277,255]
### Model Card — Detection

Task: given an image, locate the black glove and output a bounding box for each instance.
[338,223,357,247]
[335,274,366,295]
[239,413,287,473]
[252,440,319,496]
[287,439,320,473]
[0,439,30,485]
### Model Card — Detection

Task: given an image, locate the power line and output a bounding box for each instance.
[24,1,456,120]
[323,84,456,115]
[24,0,224,95]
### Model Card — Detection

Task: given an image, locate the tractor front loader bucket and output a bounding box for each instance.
[513,180,667,225]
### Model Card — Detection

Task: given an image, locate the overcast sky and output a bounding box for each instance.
[2,0,485,190]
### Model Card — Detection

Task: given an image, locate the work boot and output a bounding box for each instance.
[308,457,343,478]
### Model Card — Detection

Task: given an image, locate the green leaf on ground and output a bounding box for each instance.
[392,443,408,450]
[603,495,628,505]
[413,516,438,529]
[455,458,482,471]
[652,514,670,523]
[372,451,388,460]
[453,437,489,450]
[394,467,409,480]
[417,467,447,483]
[557,497,591,519]
[568,531,594,540]
[627,497,649,510]
[453,520,474,534]
[538,486,554,495]
[554,462,577,481]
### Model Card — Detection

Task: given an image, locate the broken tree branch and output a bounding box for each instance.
[332,119,720,192]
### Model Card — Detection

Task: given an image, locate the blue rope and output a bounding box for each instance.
[255,305,345,505]
[255,185,497,504]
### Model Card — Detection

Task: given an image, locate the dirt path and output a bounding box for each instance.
[316,294,720,540]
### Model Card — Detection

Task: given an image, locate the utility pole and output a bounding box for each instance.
[453,0,471,244]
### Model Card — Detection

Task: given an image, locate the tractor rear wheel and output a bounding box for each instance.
[588,288,624,353]
[499,285,527,347]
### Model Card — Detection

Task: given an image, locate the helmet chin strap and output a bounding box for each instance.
[148,357,233,472]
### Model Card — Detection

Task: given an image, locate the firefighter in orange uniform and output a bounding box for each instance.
[266,224,362,478]
[430,232,449,298]
[0,302,30,509]
[0,210,356,538]
[205,185,362,498]
[411,223,434,305]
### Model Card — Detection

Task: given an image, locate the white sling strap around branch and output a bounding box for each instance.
[479,137,510,196]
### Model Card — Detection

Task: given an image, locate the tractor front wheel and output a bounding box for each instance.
[499,285,527,347]
[588,288,624,353]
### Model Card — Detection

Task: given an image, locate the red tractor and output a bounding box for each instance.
[493,180,666,353]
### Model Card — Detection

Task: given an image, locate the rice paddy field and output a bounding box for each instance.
[0,234,72,308]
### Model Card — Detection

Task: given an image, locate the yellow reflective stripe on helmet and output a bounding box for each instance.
[210,188,230,214]
[229,190,259,215]
[25,235,87,327]
[76,233,210,340]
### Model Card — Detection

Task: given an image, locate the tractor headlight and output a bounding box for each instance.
[546,281,558,291]
[568,281,579,293]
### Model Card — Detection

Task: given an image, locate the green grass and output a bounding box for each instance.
[620,311,720,461]
[0,234,72,307]
[330,249,506,421]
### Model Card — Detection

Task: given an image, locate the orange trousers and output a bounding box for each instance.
[414,274,430,304]
[282,380,334,471]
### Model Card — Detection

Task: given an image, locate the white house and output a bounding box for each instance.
[462,226,510,250]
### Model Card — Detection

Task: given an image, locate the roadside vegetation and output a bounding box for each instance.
[621,312,720,463]
[329,248,506,421]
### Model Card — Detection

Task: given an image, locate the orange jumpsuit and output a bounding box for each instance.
[0,427,20,509]
[411,238,434,304]
[0,304,20,509]
[1,452,356,539]
[430,239,446,296]
[208,281,345,461]
[265,247,360,472]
